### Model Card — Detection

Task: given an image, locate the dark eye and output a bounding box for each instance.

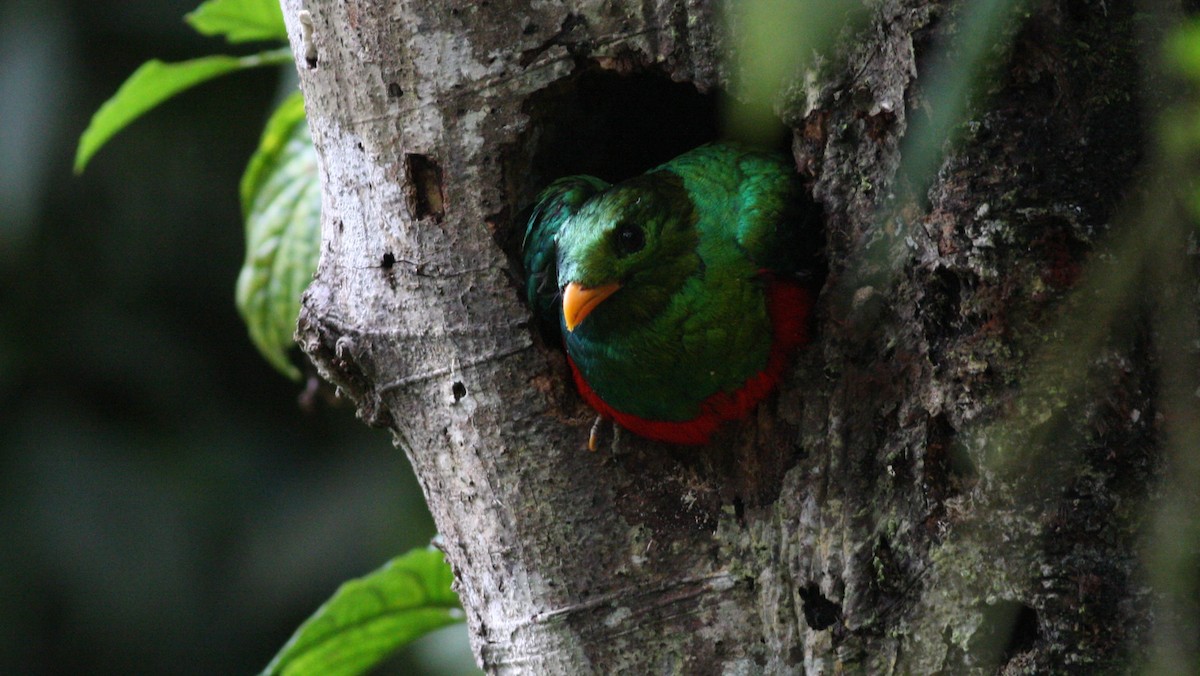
[613,222,645,257]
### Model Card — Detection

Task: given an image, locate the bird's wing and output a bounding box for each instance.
[522,175,609,335]
[733,152,809,275]
[661,143,816,277]
[719,145,821,280]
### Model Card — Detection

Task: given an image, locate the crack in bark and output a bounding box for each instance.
[376,342,533,394]
[526,570,737,625]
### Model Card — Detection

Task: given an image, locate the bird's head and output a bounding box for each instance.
[555,172,699,333]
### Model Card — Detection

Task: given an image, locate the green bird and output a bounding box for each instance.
[523,142,816,447]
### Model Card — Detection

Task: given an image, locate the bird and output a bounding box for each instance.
[522,142,817,448]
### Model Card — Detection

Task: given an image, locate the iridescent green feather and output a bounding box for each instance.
[523,175,610,335]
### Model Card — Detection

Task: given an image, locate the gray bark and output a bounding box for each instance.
[284,0,1161,672]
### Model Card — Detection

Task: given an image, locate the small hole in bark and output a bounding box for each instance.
[452,381,467,401]
[1005,604,1039,658]
[798,583,841,630]
[381,252,395,269]
[972,600,1039,665]
[387,82,403,98]
[404,154,445,221]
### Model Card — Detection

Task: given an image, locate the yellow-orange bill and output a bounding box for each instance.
[562,281,620,332]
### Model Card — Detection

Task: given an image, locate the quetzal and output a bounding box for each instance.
[523,142,816,447]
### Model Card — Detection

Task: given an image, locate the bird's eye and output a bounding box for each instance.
[613,222,645,257]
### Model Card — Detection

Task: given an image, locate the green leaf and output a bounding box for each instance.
[262,548,464,676]
[236,91,319,380]
[74,48,292,173]
[186,0,287,44]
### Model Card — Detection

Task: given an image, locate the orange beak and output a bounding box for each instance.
[562,281,620,332]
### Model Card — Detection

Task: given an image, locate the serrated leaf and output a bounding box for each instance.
[236,91,319,380]
[262,548,463,676]
[74,48,292,173]
[186,0,287,43]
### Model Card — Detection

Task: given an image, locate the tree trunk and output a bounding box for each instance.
[285,0,1164,672]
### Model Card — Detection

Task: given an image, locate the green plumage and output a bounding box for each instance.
[523,142,810,433]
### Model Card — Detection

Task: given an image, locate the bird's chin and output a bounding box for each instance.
[562,312,614,345]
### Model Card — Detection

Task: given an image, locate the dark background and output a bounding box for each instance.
[0,1,476,673]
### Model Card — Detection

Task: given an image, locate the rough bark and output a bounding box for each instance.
[285,0,1161,672]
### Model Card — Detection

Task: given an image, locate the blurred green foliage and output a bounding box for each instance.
[0,0,475,674]
[70,1,471,671]
[1142,17,1200,674]
[185,0,286,43]
[726,0,867,146]
[74,0,310,381]
[1162,20,1200,200]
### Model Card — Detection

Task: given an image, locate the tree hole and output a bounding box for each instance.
[452,381,467,401]
[404,153,445,221]
[501,65,823,502]
[516,68,721,193]
[798,582,841,630]
[972,600,1039,666]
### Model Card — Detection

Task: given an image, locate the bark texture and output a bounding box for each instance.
[285,0,1159,672]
